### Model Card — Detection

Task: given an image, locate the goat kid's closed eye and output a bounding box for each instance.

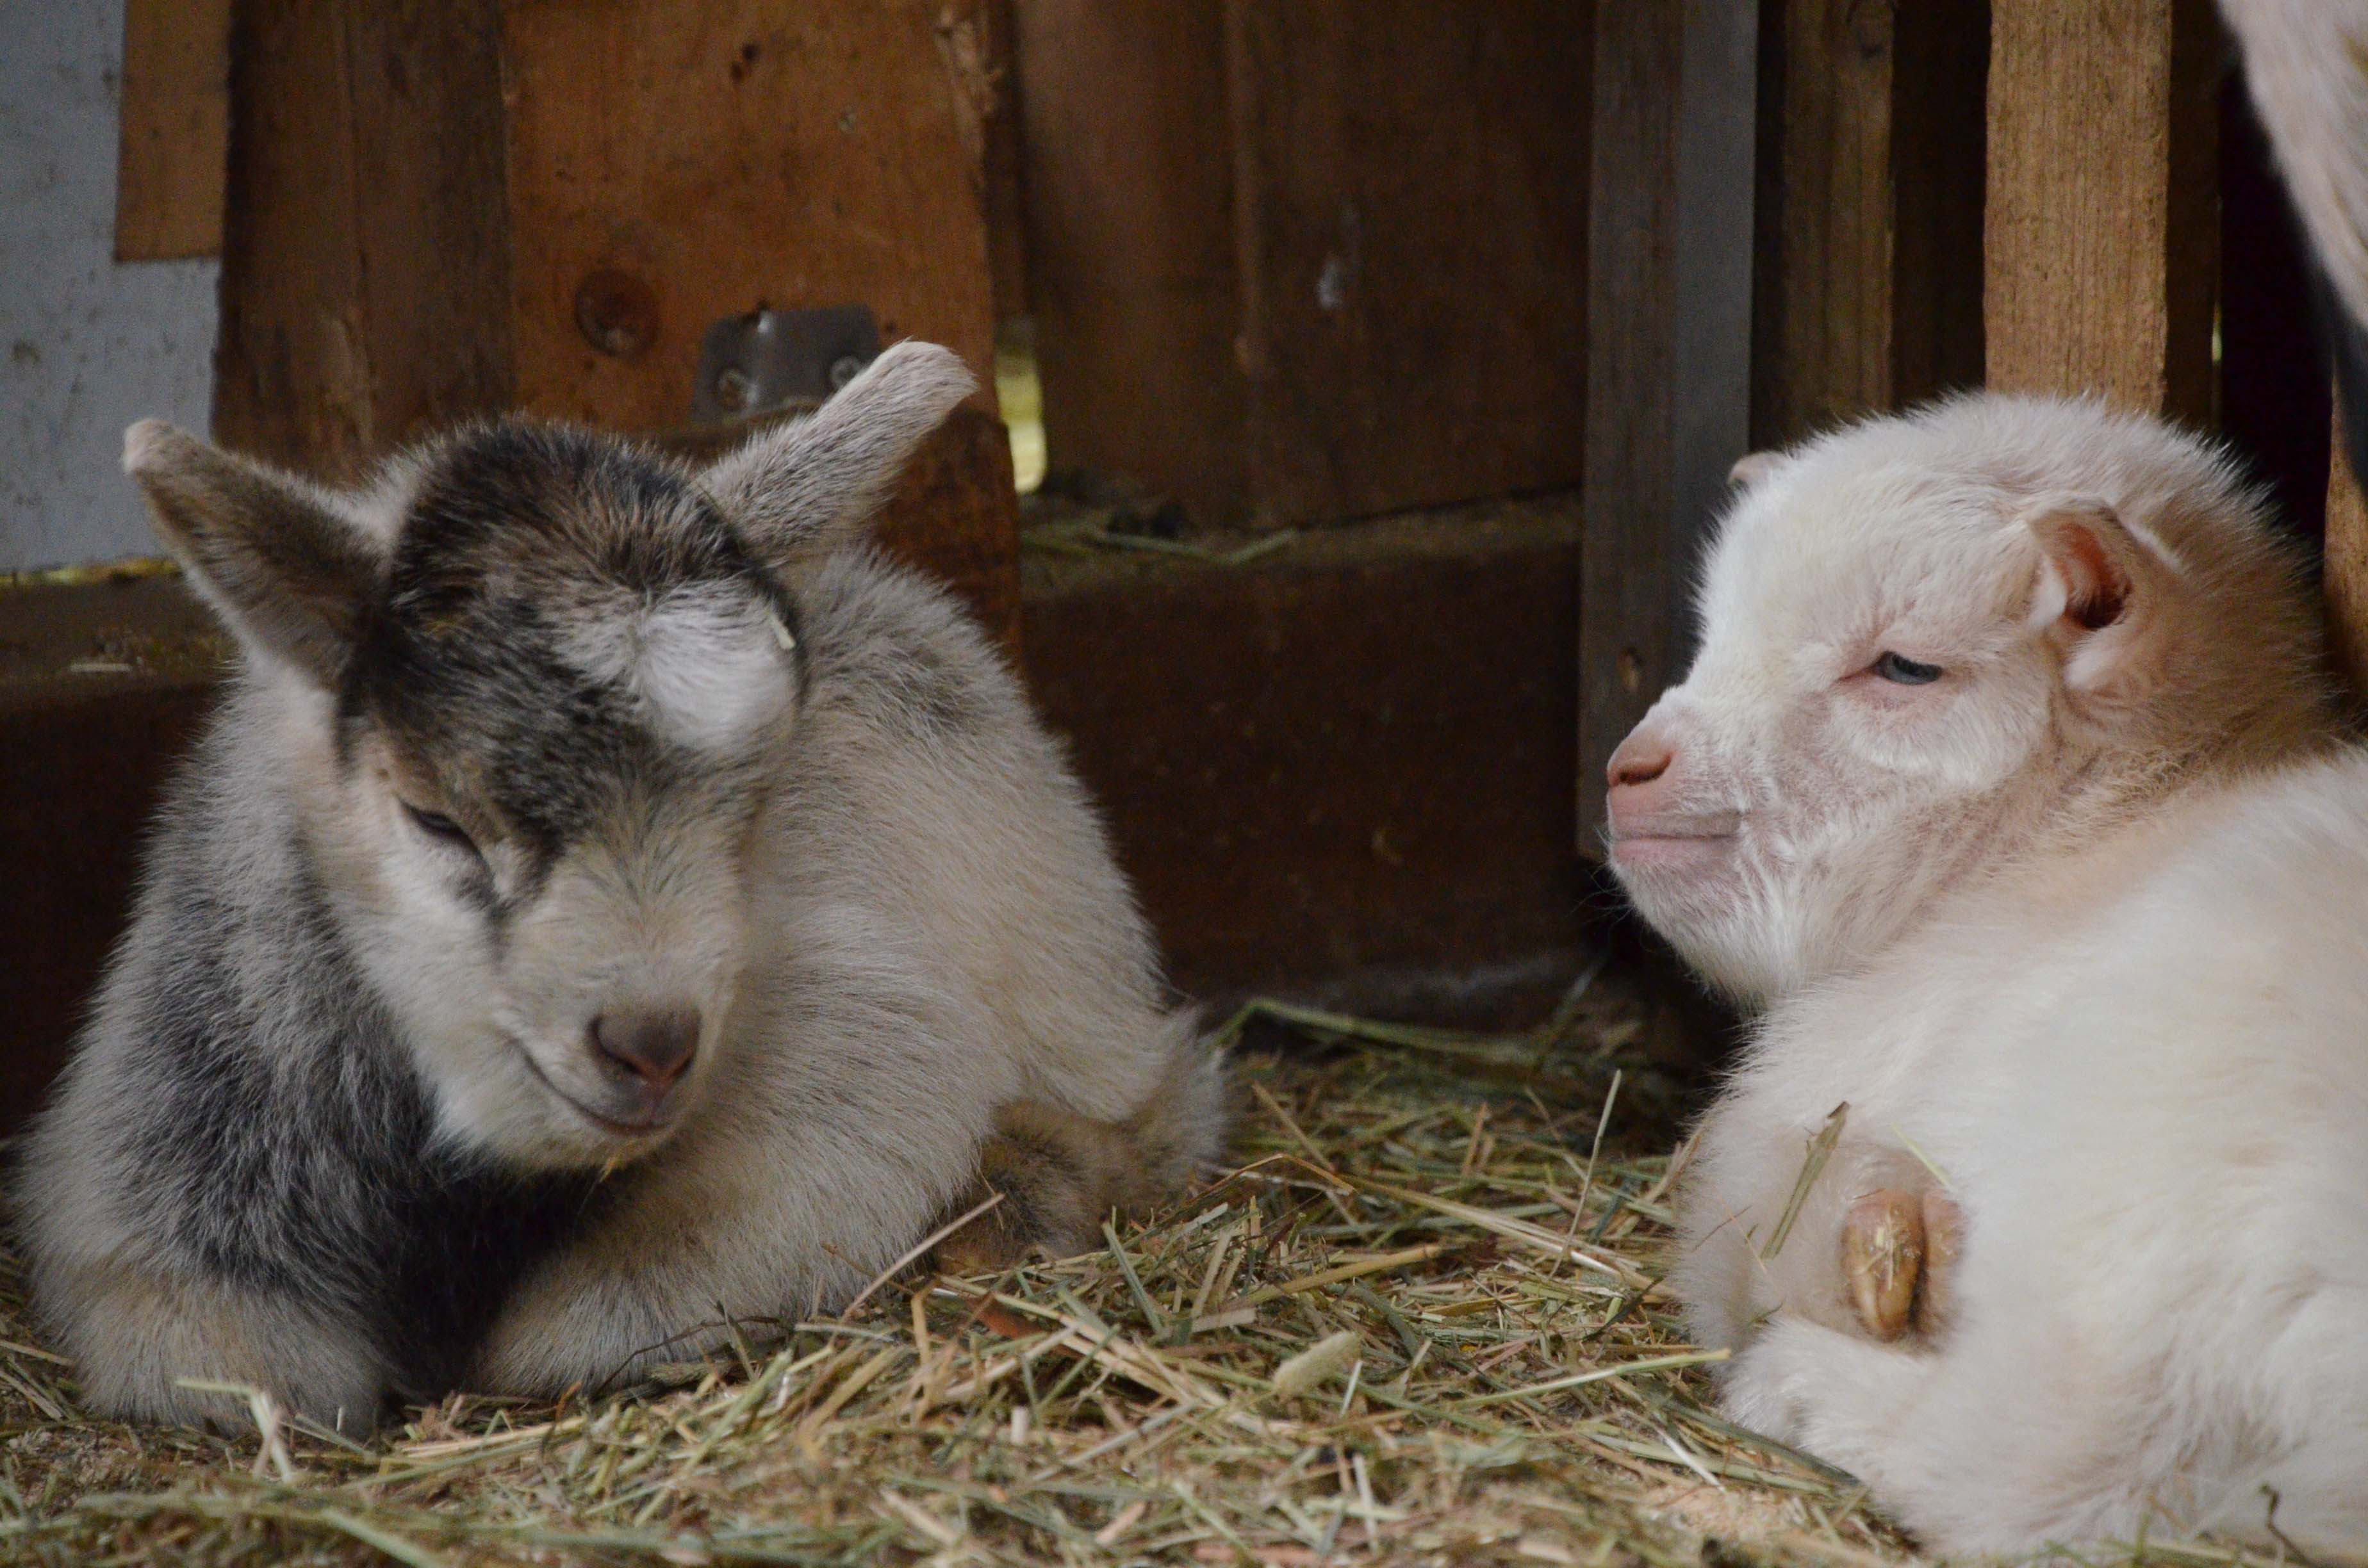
[402,802,483,858]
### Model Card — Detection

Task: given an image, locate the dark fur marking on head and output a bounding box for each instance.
[336,421,801,863]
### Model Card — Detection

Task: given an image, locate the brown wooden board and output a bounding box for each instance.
[212,0,1018,640]
[499,0,998,429]
[1014,0,1249,519]
[1222,1,1593,529]
[0,576,222,1138]
[1751,0,1987,446]
[213,0,513,477]
[1576,1,1759,851]
[1984,0,2219,421]
[2327,393,2368,705]
[115,0,235,261]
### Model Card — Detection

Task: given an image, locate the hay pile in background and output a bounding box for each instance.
[0,984,2271,1566]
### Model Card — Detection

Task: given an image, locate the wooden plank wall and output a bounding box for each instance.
[1017,1,1593,530]
[114,0,236,261]
[1575,1,1759,847]
[212,0,1019,642]
[1984,0,2220,420]
[1751,0,1987,446]
[1014,2,1247,519]
[1224,1,1591,528]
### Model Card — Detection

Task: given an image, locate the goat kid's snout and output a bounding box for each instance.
[589,1006,701,1093]
[1605,706,1745,867]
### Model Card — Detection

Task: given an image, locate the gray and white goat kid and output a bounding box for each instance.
[20,343,1226,1430]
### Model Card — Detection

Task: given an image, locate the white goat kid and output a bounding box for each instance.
[21,343,1227,1430]
[1607,395,2368,1556]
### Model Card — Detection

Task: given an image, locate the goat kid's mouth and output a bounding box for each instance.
[506,1033,682,1141]
[1606,812,1744,872]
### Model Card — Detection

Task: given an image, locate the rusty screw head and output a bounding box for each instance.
[573,268,659,360]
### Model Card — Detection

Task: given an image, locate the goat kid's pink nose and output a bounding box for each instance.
[589,1008,700,1091]
[1606,730,1676,790]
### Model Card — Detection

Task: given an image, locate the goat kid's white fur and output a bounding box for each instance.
[1611,395,2368,1556]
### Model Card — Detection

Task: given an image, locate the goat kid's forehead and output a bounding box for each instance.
[1693,463,2028,678]
[343,425,797,849]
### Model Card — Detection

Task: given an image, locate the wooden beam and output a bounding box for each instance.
[1014,1,1249,519]
[1,504,1596,1133]
[1223,0,1593,528]
[1577,0,1759,849]
[213,0,513,476]
[1751,0,1987,445]
[114,0,234,261]
[1984,0,2219,420]
[1026,502,1588,1010]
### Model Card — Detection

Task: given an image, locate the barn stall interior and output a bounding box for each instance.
[0,1,2356,1562]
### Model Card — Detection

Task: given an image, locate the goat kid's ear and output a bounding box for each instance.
[1728,450,1786,489]
[124,421,380,686]
[2022,496,2177,710]
[702,340,974,574]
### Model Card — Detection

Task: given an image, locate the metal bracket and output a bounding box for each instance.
[692,304,882,422]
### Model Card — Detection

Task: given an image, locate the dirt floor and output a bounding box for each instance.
[0,971,2274,1566]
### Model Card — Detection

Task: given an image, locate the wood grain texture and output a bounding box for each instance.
[1014,0,1248,518]
[115,0,236,261]
[214,0,1016,637]
[2327,391,2368,704]
[499,0,998,429]
[1752,0,1987,445]
[1984,0,2218,420]
[1578,0,1758,849]
[213,0,512,477]
[1224,0,1592,528]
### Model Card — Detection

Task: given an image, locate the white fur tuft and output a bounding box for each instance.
[565,589,791,751]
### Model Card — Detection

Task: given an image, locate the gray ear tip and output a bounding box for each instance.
[863,340,976,405]
[122,418,193,477]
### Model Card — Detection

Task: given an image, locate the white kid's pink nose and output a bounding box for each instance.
[1606,725,1679,833]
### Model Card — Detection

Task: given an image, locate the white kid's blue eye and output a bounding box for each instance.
[1872,651,1944,685]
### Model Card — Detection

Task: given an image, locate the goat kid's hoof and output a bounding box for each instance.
[1841,1188,1963,1342]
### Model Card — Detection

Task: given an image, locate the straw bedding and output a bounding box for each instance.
[0,977,2274,1566]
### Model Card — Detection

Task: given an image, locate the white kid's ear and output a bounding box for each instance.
[2021,495,2179,710]
[702,339,974,573]
[1728,450,1786,488]
[124,420,381,685]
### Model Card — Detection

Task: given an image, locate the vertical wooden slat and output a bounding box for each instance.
[2327,393,2368,703]
[115,0,236,261]
[1577,1,1759,847]
[1752,0,1987,446]
[214,0,511,476]
[1984,0,2219,421]
[1223,0,1593,528]
[213,0,376,471]
[1014,1,1247,518]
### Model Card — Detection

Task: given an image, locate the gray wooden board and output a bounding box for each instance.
[1577,0,1759,851]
